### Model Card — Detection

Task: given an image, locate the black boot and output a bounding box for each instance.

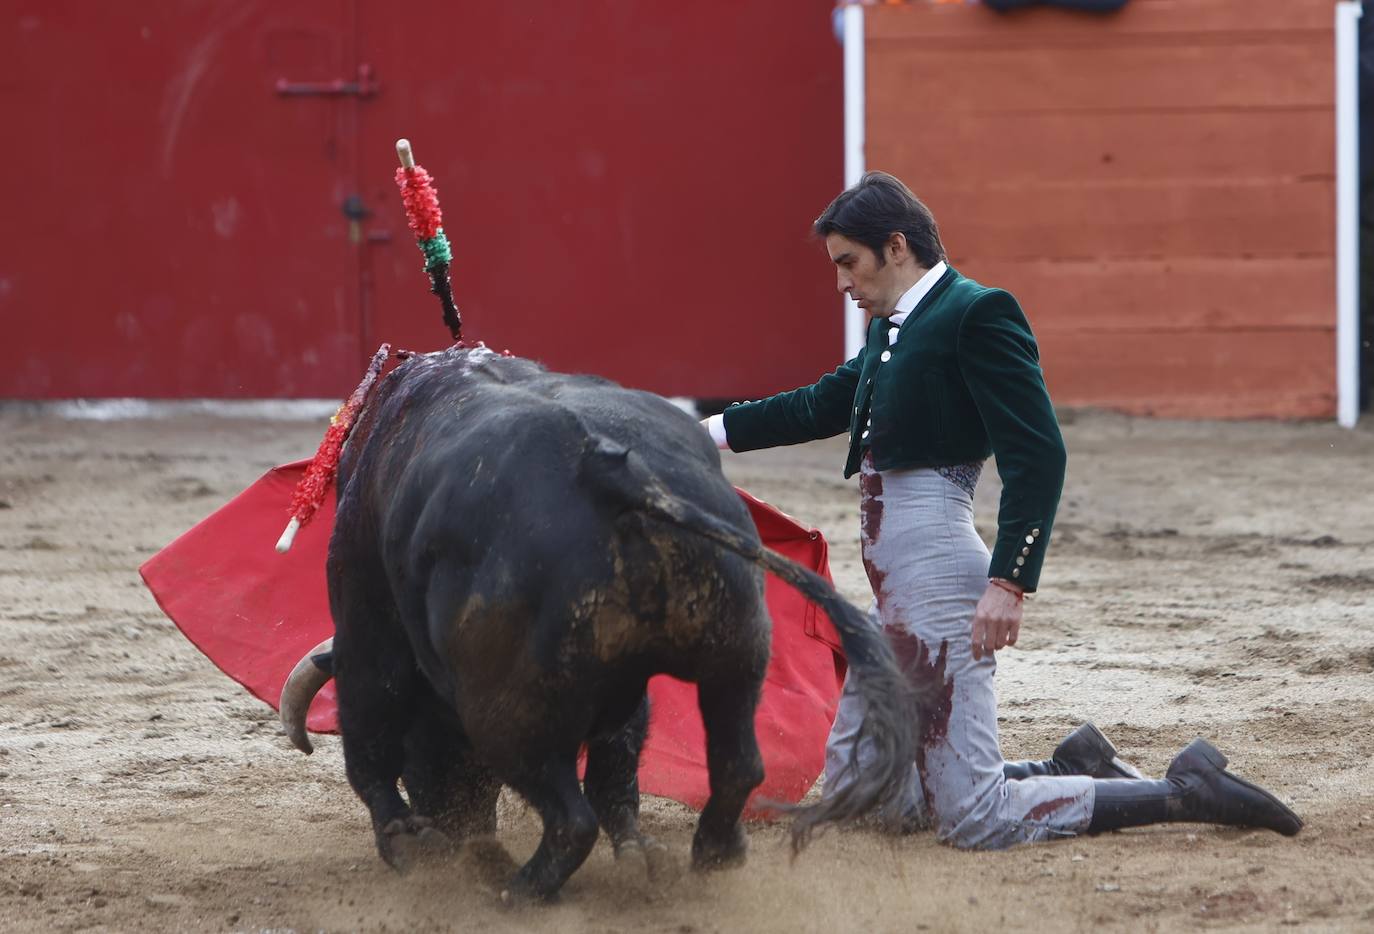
[1004,722,1145,781]
[1087,738,1302,836]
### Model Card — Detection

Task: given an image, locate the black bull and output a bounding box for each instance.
[280,346,917,901]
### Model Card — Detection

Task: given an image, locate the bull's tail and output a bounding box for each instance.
[588,442,918,852]
[714,528,919,853]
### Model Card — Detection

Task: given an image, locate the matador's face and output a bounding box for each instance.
[824,232,909,320]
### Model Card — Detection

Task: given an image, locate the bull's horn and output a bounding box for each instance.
[280,638,334,754]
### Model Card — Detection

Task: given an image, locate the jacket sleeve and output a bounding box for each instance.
[956,290,1066,593]
[720,350,864,452]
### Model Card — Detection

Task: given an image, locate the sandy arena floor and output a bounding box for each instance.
[1,407,1372,932]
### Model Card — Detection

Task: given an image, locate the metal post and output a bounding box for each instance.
[843,2,866,362]
[1336,1,1362,428]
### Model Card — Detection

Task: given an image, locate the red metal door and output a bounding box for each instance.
[4,3,840,399]
[353,1,843,398]
[3,2,363,398]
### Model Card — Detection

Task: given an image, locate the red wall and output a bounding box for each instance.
[866,0,1338,418]
[2,3,842,399]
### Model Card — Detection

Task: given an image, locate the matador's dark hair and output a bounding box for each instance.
[813,171,946,268]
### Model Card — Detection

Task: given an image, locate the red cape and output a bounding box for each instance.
[140,461,846,817]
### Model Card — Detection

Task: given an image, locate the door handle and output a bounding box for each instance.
[276,63,378,98]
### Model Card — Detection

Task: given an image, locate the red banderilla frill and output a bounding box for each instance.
[395,164,443,241]
[275,343,394,553]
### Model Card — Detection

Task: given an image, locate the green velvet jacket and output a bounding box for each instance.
[722,266,1065,592]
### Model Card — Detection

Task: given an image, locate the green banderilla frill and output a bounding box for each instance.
[417,229,452,271]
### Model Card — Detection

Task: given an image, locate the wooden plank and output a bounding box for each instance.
[1040,329,1336,418]
[866,42,1334,112]
[861,0,1340,418]
[869,110,1334,186]
[957,257,1336,332]
[868,0,1333,43]
[914,178,1334,259]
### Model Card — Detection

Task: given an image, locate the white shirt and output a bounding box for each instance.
[887,260,947,332]
[705,261,948,450]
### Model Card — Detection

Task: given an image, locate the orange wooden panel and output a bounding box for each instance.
[865,0,1339,418]
[958,257,1336,332]
[923,179,1333,260]
[868,0,1334,43]
[1040,329,1335,418]
[866,42,1334,113]
[870,110,1334,187]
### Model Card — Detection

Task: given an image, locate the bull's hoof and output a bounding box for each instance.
[497,871,561,909]
[613,836,679,893]
[690,825,748,872]
[379,816,454,874]
[498,883,554,909]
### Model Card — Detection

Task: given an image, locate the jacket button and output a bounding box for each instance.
[1032,528,1042,537]
[880,350,892,363]
[1011,568,1021,578]
[861,430,870,440]
[1021,546,1030,556]
[1025,535,1035,545]
[1016,556,1025,567]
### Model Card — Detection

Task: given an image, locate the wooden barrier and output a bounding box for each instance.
[866,0,1338,417]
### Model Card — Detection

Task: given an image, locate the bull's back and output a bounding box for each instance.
[346,348,748,542]
[335,348,762,685]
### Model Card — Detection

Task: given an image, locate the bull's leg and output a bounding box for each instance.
[402,701,500,842]
[335,621,448,873]
[502,756,600,903]
[583,696,647,852]
[691,672,766,871]
[583,696,676,885]
[339,689,450,872]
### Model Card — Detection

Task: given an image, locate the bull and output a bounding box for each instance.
[279,345,915,902]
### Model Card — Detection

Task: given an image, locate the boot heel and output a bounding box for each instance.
[1183,738,1228,771]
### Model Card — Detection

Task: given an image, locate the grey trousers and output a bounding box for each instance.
[822,455,1095,848]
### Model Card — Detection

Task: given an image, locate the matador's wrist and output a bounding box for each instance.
[988,578,1025,601]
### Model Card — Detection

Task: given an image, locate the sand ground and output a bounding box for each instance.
[1,407,1372,932]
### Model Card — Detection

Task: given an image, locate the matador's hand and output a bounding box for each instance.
[971,580,1023,660]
